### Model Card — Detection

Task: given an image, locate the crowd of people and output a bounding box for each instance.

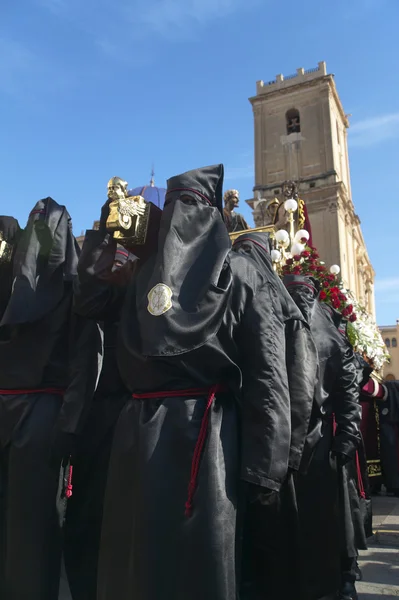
[0,164,397,600]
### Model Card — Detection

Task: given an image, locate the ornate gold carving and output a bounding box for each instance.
[367,459,382,478]
[0,232,13,264]
[228,224,276,243]
[105,176,150,248]
[297,198,306,230]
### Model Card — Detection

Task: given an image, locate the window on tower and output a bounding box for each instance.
[286,109,300,134]
[385,338,391,348]
[392,338,397,348]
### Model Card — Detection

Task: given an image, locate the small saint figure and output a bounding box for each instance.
[223,189,249,233]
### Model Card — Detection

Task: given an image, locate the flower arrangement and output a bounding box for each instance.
[280,244,389,371]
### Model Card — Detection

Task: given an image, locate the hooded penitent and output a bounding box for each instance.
[1,198,79,328]
[95,165,291,600]
[233,233,317,600]
[233,232,316,470]
[120,164,232,358]
[0,198,101,600]
[284,274,361,600]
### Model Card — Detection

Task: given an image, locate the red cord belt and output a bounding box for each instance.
[0,388,65,395]
[132,384,226,517]
[333,414,365,499]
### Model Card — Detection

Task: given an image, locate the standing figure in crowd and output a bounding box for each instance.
[232,231,317,600]
[74,165,291,600]
[285,275,361,600]
[64,247,136,600]
[378,379,399,496]
[223,188,249,233]
[0,200,100,600]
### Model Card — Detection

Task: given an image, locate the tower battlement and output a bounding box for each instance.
[256,61,327,95]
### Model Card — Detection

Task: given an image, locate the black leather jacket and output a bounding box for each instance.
[284,276,361,468]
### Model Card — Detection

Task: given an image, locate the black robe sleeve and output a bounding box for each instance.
[55,312,103,435]
[331,346,361,458]
[73,230,128,320]
[238,281,291,492]
[285,319,317,470]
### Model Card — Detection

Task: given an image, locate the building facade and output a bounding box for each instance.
[379,322,399,380]
[247,61,375,317]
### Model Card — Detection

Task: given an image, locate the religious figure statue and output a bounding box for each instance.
[106,177,150,248]
[223,189,249,233]
[253,198,280,228]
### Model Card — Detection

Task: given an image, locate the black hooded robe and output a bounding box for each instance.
[232,233,317,600]
[74,165,291,600]
[0,200,101,600]
[284,276,361,600]
[378,380,399,493]
[64,250,135,600]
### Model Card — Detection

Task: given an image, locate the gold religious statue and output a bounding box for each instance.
[106,177,151,249]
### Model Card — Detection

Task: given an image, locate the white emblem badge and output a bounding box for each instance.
[147,283,173,316]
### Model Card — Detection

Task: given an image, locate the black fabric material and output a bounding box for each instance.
[233,232,316,470]
[74,230,136,321]
[129,164,233,357]
[76,243,291,599]
[378,381,399,489]
[1,198,79,327]
[241,471,306,600]
[64,321,129,600]
[285,275,361,600]
[233,234,317,600]
[0,392,64,600]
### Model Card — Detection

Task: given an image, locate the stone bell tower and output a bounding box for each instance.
[247,61,375,317]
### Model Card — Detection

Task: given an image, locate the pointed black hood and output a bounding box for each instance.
[0,197,79,327]
[120,165,232,358]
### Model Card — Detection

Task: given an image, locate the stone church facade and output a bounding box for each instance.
[246,61,375,318]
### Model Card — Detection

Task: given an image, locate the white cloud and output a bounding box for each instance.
[349,113,399,148]
[135,0,245,35]
[225,164,254,180]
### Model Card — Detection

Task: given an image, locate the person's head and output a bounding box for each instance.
[283,275,319,323]
[223,189,239,212]
[107,177,128,202]
[233,232,272,258]
[164,164,224,215]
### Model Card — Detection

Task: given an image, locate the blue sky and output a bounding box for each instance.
[1,0,398,324]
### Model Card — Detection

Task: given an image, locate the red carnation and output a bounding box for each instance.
[322,280,330,288]
[330,287,339,294]
[319,291,327,300]
[293,266,302,275]
[311,252,319,259]
[316,266,325,273]
[349,313,357,322]
[342,307,349,317]
[293,254,301,261]
[332,298,341,309]
[327,274,335,281]
[301,250,310,258]
[286,258,294,265]
[346,304,353,314]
